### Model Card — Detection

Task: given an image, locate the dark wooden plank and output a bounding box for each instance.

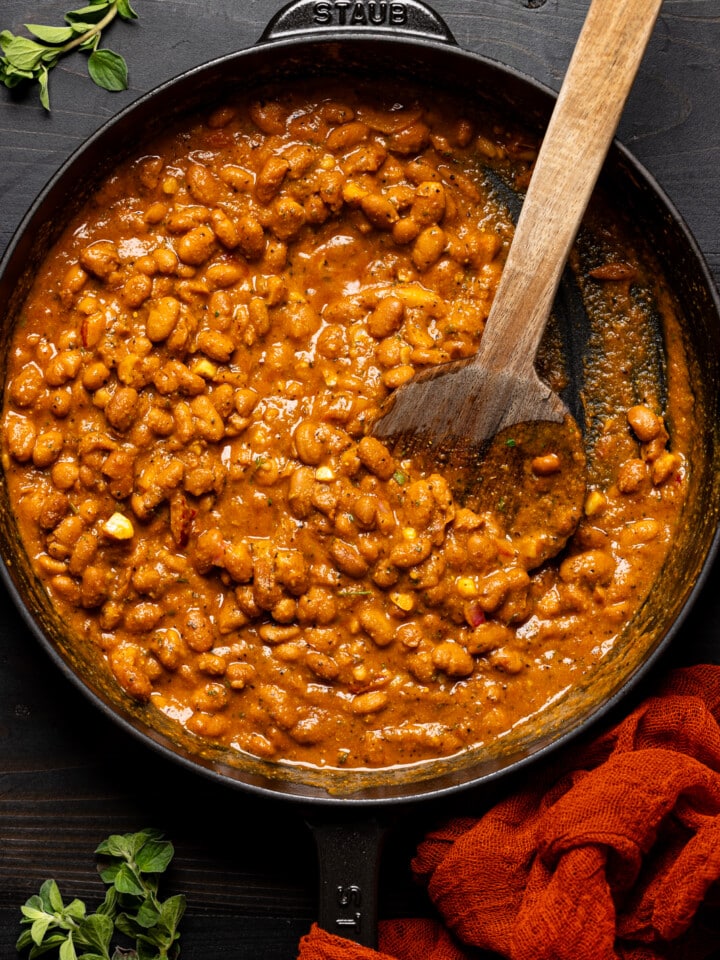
[1,1,718,958]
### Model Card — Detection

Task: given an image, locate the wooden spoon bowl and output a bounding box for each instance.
[373,0,663,564]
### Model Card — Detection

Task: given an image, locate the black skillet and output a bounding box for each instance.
[1,0,719,946]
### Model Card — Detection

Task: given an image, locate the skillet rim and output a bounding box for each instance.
[1,28,719,807]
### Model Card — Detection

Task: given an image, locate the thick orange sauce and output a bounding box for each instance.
[1,85,691,768]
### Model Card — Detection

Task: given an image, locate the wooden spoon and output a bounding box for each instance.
[372,0,663,568]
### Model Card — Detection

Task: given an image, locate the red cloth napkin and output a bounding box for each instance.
[298,665,720,960]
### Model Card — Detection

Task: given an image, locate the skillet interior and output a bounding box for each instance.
[0,33,718,803]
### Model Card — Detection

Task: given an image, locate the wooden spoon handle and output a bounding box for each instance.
[475,0,663,375]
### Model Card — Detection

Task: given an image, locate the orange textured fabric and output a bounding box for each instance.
[297,665,720,960]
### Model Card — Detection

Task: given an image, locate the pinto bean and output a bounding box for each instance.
[177,225,216,265]
[367,296,404,338]
[5,416,36,462]
[79,241,119,279]
[146,297,181,342]
[412,226,446,271]
[105,387,139,432]
[560,550,615,587]
[357,436,395,480]
[359,604,395,646]
[432,641,474,677]
[351,690,388,715]
[627,404,662,442]
[10,364,44,407]
[256,155,290,203]
[330,539,369,578]
[32,430,64,468]
[360,193,398,230]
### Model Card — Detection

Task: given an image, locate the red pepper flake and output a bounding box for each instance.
[465,601,486,628]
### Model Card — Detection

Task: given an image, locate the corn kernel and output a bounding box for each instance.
[102,512,134,540]
[456,577,478,598]
[323,370,338,388]
[390,592,415,612]
[315,466,335,482]
[319,154,336,170]
[584,490,608,516]
[162,176,179,195]
[402,527,417,541]
[192,358,218,379]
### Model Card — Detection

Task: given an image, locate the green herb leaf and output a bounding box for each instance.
[38,65,50,109]
[134,837,174,875]
[59,936,78,960]
[77,912,114,953]
[65,5,114,25]
[116,0,138,20]
[0,34,48,71]
[18,829,183,960]
[134,900,160,929]
[111,863,145,897]
[1,1,135,109]
[25,23,76,44]
[30,916,52,946]
[160,894,186,933]
[87,47,127,89]
[42,879,65,914]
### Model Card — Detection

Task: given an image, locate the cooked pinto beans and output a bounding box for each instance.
[1,83,691,771]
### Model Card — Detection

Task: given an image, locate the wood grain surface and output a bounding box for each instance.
[1,2,719,958]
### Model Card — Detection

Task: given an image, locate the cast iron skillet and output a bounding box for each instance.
[1,0,719,945]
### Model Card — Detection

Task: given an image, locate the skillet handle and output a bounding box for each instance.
[307,816,387,948]
[260,0,457,45]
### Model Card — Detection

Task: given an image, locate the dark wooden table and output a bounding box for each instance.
[1,1,719,957]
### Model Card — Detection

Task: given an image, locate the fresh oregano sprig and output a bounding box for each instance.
[16,828,186,960]
[0,0,137,110]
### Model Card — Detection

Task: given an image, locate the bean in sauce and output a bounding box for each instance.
[1,84,691,769]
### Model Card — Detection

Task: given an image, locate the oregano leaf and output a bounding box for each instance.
[116,0,138,20]
[18,830,182,959]
[30,917,52,946]
[134,900,160,929]
[87,47,127,89]
[65,5,113,25]
[41,879,64,914]
[59,936,79,960]
[135,838,174,874]
[111,863,145,897]
[1,0,135,109]
[0,35,48,71]
[77,912,114,953]
[25,23,76,44]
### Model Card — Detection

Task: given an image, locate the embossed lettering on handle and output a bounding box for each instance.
[308,818,386,948]
[334,883,363,934]
[260,0,457,45]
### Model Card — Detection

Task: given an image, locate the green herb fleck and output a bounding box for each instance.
[505,438,517,448]
[17,828,185,959]
[1,0,137,110]
[392,470,408,485]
